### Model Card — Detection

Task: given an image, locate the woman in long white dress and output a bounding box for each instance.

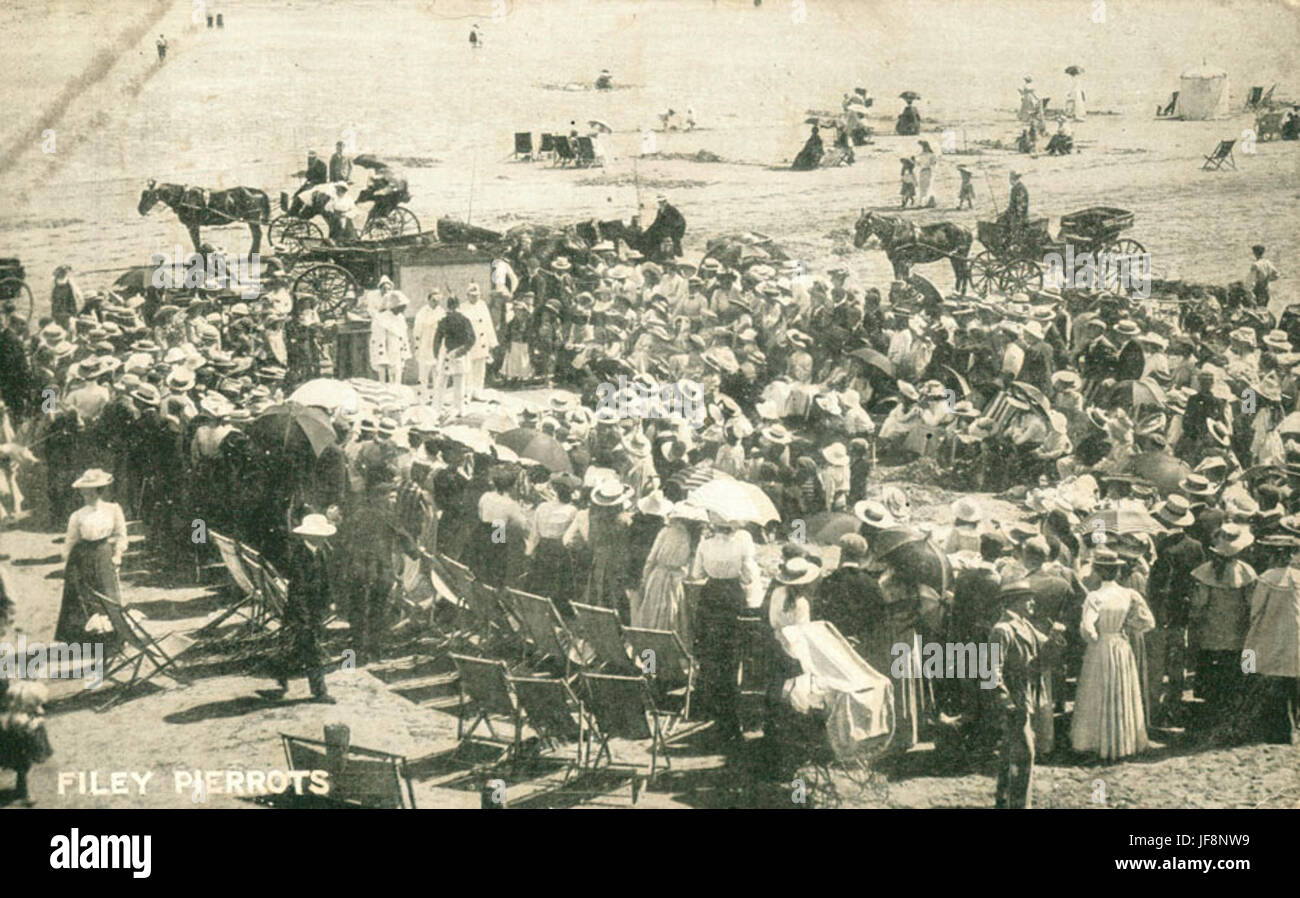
[915,141,938,207]
[1071,548,1155,760]
[635,508,696,645]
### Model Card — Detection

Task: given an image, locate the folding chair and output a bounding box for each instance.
[1202,139,1236,171]
[280,733,417,808]
[449,654,520,762]
[580,672,712,802]
[503,588,589,675]
[1157,91,1178,117]
[575,135,599,167]
[551,136,576,167]
[539,132,556,159]
[624,626,698,719]
[465,579,520,647]
[508,675,591,783]
[1243,85,1263,110]
[571,602,637,673]
[91,588,197,712]
[513,131,534,160]
[198,531,263,636]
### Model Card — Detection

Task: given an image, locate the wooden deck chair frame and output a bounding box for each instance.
[571,602,637,673]
[1202,139,1236,171]
[503,588,580,675]
[199,531,263,635]
[468,580,520,645]
[575,135,600,167]
[280,733,417,808]
[623,626,698,720]
[513,131,534,159]
[579,672,712,802]
[539,132,557,157]
[552,135,576,167]
[91,588,196,712]
[449,654,520,762]
[508,675,591,784]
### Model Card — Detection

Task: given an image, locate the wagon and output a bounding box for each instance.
[0,258,34,322]
[288,234,491,320]
[267,191,421,254]
[970,206,1145,296]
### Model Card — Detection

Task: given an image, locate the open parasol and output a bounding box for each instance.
[289,378,361,414]
[1010,381,1053,418]
[899,91,921,102]
[1278,411,1300,436]
[496,428,574,473]
[247,402,336,457]
[352,153,398,171]
[689,478,780,525]
[441,424,495,455]
[1065,65,1084,76]
[1075,507,1164,538]
[587,119,613,133]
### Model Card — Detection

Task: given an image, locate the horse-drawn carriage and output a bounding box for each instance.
[267,190,422,253]
[0,258,33,322]
[970,206,1145,295]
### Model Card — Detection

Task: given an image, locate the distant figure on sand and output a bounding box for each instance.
[956,164,975,209]
[469,25,481,48]
[896,98,920,136]
[915,140,938,207]
[1018,77,1040,122]
[1250,244,1280,306]
[792,124,824,171]
[596,69,613,90]
[156,34,167,62]
[900,158,916,208]
[1045,120,1073,156]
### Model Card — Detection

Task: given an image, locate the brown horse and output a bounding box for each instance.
[854,210,972,293]
[138,180,271,254]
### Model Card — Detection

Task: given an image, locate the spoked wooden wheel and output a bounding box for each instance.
[996,258,1043,294]
[361,206,421,241]
[0,278,34,326]
[1100,238,1147,292]
[268,216,325,253]
[969,251,998,296]
[291,263,359,319]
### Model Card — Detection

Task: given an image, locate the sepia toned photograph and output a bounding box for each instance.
[0,0,1296,826]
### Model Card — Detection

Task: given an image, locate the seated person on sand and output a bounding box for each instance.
[1045,120,1074,156]
[596,69,613,90]
[1016,128,1037,154]
[792,124,824,171]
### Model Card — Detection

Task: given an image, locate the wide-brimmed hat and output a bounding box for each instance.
[1228,326,1256,345]
[72,468,114,490]
[1261,329,1292,352]
[1051,370,1082,391]
[774,555,822,586]
[1211,522,1254,557]
[1154,494,1195,527]
[951,497,982,524]
[821,442,850,466]
[131,383,161,406]
[551,256,572,272]
[761,424,794,444]
[636,490,674,517]
[591,479,632,507]
[1090,547,1124,570]
[166,366,196,391]
[853,499,896,530]
[999,579,1038,605]
[292,513,337,538]
[1205,419,1231,447]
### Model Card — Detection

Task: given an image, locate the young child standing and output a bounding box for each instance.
[0,574,53,806]
[957,164,976,209]
[900,157,917,208]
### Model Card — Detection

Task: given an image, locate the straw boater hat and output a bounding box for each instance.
[166,366,196,391]
[1179,473,1217,497]
[1051,370,1082,391]
[552,256,572,272]
[853,499,896,530]
[1155,494,1195,527]
[1205,419,1231,447]
[951,497,982,525]
[761,423,794,444]
[1262,329,1292,352]
[72,468,114,490]
[1090,547,1124,571]
[774,555,822,586]
[591,479,632,507]
[131,383,161,406]
[292,513,337,538]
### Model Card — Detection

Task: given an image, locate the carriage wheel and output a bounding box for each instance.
[0,278,34,328]
[996,259,1043,294]
[292,263,359,319]
[1100,238,1147,292]
[269,216,325,254]
[969,251,998,296]
[361,206,421,241]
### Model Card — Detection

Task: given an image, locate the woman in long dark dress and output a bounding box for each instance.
[54,469,127,645]
[529,475,578,613]
[792,124,824,171]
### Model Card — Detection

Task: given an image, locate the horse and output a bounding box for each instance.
[853,209,972,294]
[138,180,271,255]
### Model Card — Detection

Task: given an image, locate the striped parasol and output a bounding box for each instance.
[668,461,733,493]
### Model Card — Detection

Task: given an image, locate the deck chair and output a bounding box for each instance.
[280,732,417,808]
[539,132,557,158]
[198,531,263,635]
[571,602,638,673]
[575,135,600,167]
[624,626,698,719]
[552,136,576,167]
[1202,139,1236,171]
[508,675,591,782]
[503,588,589,675]
[1157,91,1178,117]
[91,588,197,712]
[449,654,520,762]
[466,580,519,645]
[580,672,713,802]
[513,131,534,160]
[1244,86,1264,110]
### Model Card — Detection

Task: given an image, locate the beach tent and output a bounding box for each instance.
[1174,65,1230,120]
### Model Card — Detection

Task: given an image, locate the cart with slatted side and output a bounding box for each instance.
[971,206,1144,296]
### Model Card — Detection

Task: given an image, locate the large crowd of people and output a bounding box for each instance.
[0,197,1296,806]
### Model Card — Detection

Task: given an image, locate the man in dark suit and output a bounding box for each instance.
[645,195,687,258]
[1146,495,1206,724]
[817,534,890,672]
[946,533,1007,752]
[267,513,337,703]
